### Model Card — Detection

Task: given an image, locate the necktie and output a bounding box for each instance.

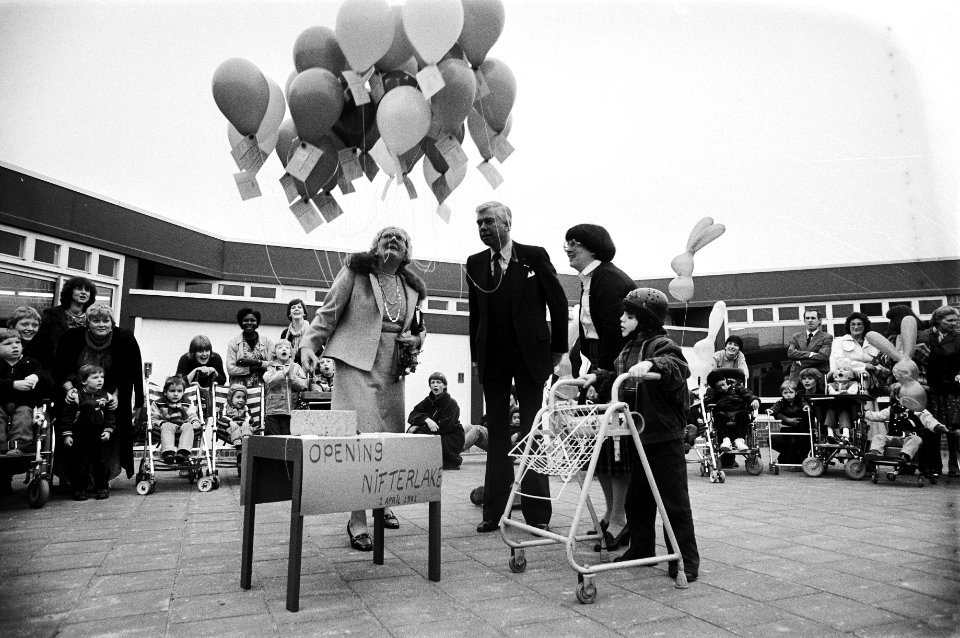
[806,332,813,345]
[491,251,503,282]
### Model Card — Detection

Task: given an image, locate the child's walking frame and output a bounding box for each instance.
[499,373,689,605]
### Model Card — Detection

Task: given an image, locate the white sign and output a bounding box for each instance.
[299,433,442,515]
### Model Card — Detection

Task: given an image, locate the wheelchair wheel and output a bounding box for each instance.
[576,581,597,604]
[27,477,50,509]
[843,459,866,480]
[197,477,214,492]
[744,456,763,476]
[717,471,725,483]
[136,480,152,495]
[802,457,825,477]
[509,549,526,573]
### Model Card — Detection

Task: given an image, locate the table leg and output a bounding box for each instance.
[373,508,384,565]
[428,501,441,582]
[240,452,256,590]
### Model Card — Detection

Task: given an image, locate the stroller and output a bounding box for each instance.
[135,378,213,494]
[695,369,763,482]
[0,402,55,508]
[205,382,263,482]
[499,373,690,605]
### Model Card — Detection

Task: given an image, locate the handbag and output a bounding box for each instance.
[395,305,425,378]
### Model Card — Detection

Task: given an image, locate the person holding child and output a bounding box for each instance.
[0,327,50,455]
[57,364,115,500]
[262,340,308,436]
[226,307,274,388]
[407,372,465,470]
[768,379,809,466]
[583,287,699,582]
[150,375,201,465]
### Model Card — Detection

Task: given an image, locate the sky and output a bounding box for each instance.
[1,0,958,284]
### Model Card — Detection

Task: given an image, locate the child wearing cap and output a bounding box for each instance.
[219,383,253,445]
[582,287,700,583]
[407,372,465,470]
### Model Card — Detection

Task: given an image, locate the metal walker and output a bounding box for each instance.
[499,373,689,604]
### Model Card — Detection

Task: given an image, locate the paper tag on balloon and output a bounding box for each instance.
[436,204,451,223]
[290,199,322,233]
[342,70,370,106]
[426,120,443,141]
[477,160,503,189]
[474,70,491,102]
[338,148,363,182]
[360,153,379,181]
[369,73,385,103]
[313,194,344,223]
[402,175,418,200]
[231,136,266,175]
[287,142,323,182]
[234,171,262,201]
[430,175,452,204]
[492,135,515,163]
[369,139,399,177]
[416,64,446,100]
[436,135,469,168]
[279,173,299,203]
[337,174,356,195]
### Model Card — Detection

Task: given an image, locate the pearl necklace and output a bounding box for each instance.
[378,273,404,322]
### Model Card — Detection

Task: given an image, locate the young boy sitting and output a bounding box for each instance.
[0,328,49,455]
[704,368,759,453]
[151,375,201,465]
[262,340,308,436]
[58,364,115,500]
[862,384,948,467]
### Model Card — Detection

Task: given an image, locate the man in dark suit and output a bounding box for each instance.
[467,201,569,533]
[787,309,833,381]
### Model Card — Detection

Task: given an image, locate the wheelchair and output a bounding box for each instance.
[802,393,871,480]
[694,369,764,482]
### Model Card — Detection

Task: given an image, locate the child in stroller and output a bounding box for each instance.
[824,363,860,441]
[219,383,253,446]
[704,368,759,456]
[151,375,202,465]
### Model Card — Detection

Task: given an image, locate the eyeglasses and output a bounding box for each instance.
[562,239,581,250]
[380,233,407,244]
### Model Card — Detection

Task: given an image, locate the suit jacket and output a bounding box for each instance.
[467,241,568,384]
[787,329,833,376]
[302,256,426,372]
[580,261,635,372]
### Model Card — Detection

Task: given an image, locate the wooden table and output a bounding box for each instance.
[240,434,442,612]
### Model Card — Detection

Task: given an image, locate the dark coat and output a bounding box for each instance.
[580,261,635,372]
[54,327,144,478]
[175,352,227,390]
[466,241,568,384]
[407,391,463,435]
[0,355,52,407]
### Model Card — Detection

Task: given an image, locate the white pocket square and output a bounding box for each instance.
[527,271,536,278]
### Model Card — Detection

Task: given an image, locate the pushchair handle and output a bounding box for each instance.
[548,377,586,408]
[611,371,661,399]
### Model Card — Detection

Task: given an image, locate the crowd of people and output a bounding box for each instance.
[1,206,957,580]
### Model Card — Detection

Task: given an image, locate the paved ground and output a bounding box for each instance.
[1,448,958,638]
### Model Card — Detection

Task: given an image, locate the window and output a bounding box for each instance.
[95,285,114,307]
[752,308,774,322]
[0,270,56,319]
[183,282,213,294]
[219,284,244,296]
[728,309,748,323]
[860,302,882,316]
[889,301,913,312]
[67,247,90,271]
[456,301,469,312]
[34,240,60,265]
[315,290,326,303]
[250,286,276,299]
[0,231,25,258]
[97,255,119,277]
[427,299,448,311]
[918,299,942,315]
[778,307,799,321]
[831,303,853,318]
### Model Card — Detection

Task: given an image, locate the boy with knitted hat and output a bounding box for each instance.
[407,371,465,470]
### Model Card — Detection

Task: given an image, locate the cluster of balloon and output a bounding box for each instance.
[668,217,726,302]
[687,301,727,389]
[864,316,927,411]
[210,0,515,232]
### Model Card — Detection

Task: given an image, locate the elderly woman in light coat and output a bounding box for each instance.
[300,227,426,552]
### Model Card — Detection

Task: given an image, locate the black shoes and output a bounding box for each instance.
[383,510,400,529]
[72,491,88,501]
[161,451,176,465]
[347,521,372,551]
[477,520,499,533]
[96,489,109,500]
[594,526,630,552]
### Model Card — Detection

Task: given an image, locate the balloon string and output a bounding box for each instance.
[679,300,689,348]
[264,245,283,287]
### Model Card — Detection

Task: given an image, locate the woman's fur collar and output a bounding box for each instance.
[346,251,427,300]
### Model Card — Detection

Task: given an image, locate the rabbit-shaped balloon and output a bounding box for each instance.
[688,301,727,387]
[864,316,926,411]
[668,217,725,302]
